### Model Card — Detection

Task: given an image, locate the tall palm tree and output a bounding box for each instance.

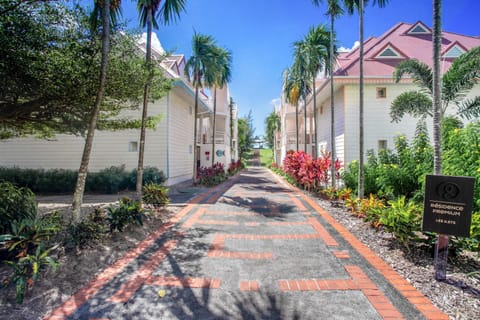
[205,46,232,166]
[72,0,121,223]
[283,67,301,151]
[184,32,217,183]
[265,111,281,162]
[136,0,186,199]
[311,0,343,188]
[343,0,389,198]
[291,46,312,153]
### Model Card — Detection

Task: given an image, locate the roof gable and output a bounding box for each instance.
[373,42,407,59]
[442,41,467,58]
[405,21,431,35]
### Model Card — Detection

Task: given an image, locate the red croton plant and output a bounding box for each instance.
[283,150,341,191]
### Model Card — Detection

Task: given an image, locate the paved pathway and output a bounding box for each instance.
[44,168,448,320]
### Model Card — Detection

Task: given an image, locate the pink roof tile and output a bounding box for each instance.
[335,21,480,77]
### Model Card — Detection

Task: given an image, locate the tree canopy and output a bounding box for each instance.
[0,1,171,139]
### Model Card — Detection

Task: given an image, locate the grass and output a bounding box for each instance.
[259,148,273,167]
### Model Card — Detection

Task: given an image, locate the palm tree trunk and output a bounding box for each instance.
[432,0,447,282]
[212,86,217,166]
[304,98,307,153]
[358,0,365,199]
[312,77,318,158]
[295,103,299,151]
[330,13,336,189]
[71,0,110,223]
[193,84,199,184]
[136,8,153,200]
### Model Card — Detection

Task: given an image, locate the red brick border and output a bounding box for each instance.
[145,276,221,289]
[240,280,259,291]
[269,169,449,320]
[43,205,194,320]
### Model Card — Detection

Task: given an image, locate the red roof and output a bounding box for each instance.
[335,21,480,77]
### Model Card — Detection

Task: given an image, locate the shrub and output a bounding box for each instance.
[0,166,166,194]
[0,181,37,235]
[65,209,107,248]
[228,159,244,175]
[106,197,145,232]
[283,150,339,191]
[379,196,422,249]
[197,162,227,186]
[143,183,169,207]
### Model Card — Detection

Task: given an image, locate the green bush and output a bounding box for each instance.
[142,183,169,207]
[66,220,106,249]
[0,166,166,194]
[379,196,422,249]
[0,181,37,234]
[107,197,145,232]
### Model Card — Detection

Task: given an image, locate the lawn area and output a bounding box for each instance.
[259,148,273,167]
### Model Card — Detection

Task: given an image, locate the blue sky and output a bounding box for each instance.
[84,0,480,136]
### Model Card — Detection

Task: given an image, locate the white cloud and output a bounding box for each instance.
[141,32,165,54]
[338,41,360,53]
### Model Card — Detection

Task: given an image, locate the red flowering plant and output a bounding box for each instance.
[197,162,227,186]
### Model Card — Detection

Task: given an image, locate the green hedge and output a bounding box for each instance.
[0,165,166,194]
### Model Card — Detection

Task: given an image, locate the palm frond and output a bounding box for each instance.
[442,46,480,105]
[158,0,186,25]
[390,91,432,123]
[393,59,432,94]
[457,96,480,120]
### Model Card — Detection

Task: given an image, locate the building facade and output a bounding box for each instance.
[278,21,480,167]
[0,43,238,186]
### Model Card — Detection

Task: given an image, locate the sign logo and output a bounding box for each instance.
[422,175,475,237]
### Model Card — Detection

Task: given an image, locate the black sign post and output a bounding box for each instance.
[423,175,475,281]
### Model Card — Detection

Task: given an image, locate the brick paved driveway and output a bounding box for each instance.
[44,167,447,320]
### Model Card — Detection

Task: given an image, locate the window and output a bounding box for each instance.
[378,140,387,151]
[443,44,466,59]
[407,22,430,35]
[376,87,387,99]
[189,145,192,154]
[128,141,138,152]
[189,106,193,115]
[320,105,324,114]
[374,43,405,59]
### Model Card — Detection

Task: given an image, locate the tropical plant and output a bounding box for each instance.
[106,197,145,232]
[311,0,343,186]
[197,162,227,186]
[142,183,169,207]
[136,0,186,200]
[237,111,255,158]
[342,0,389,199]
[65,211,107,249]
[265,110,281,155]
[291,43,313,153]
[185,32,217,183]
[283,68,301,151]
[0,181,37,235]
[379,196,422,250]
[204,45,233,166]
[4,243,58,304]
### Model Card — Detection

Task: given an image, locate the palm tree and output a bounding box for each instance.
[311,0,343,188]
[291,45,312,153]
[343,0,389,198]
[265,111,281,163]
[205,46,232,166]
[391,47,480,123]
[136,0,186,199]
[72,0,121,223]
[283,67,301,151]
[184,32,217,183]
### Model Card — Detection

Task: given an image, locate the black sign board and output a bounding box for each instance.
[422,175,475,237]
